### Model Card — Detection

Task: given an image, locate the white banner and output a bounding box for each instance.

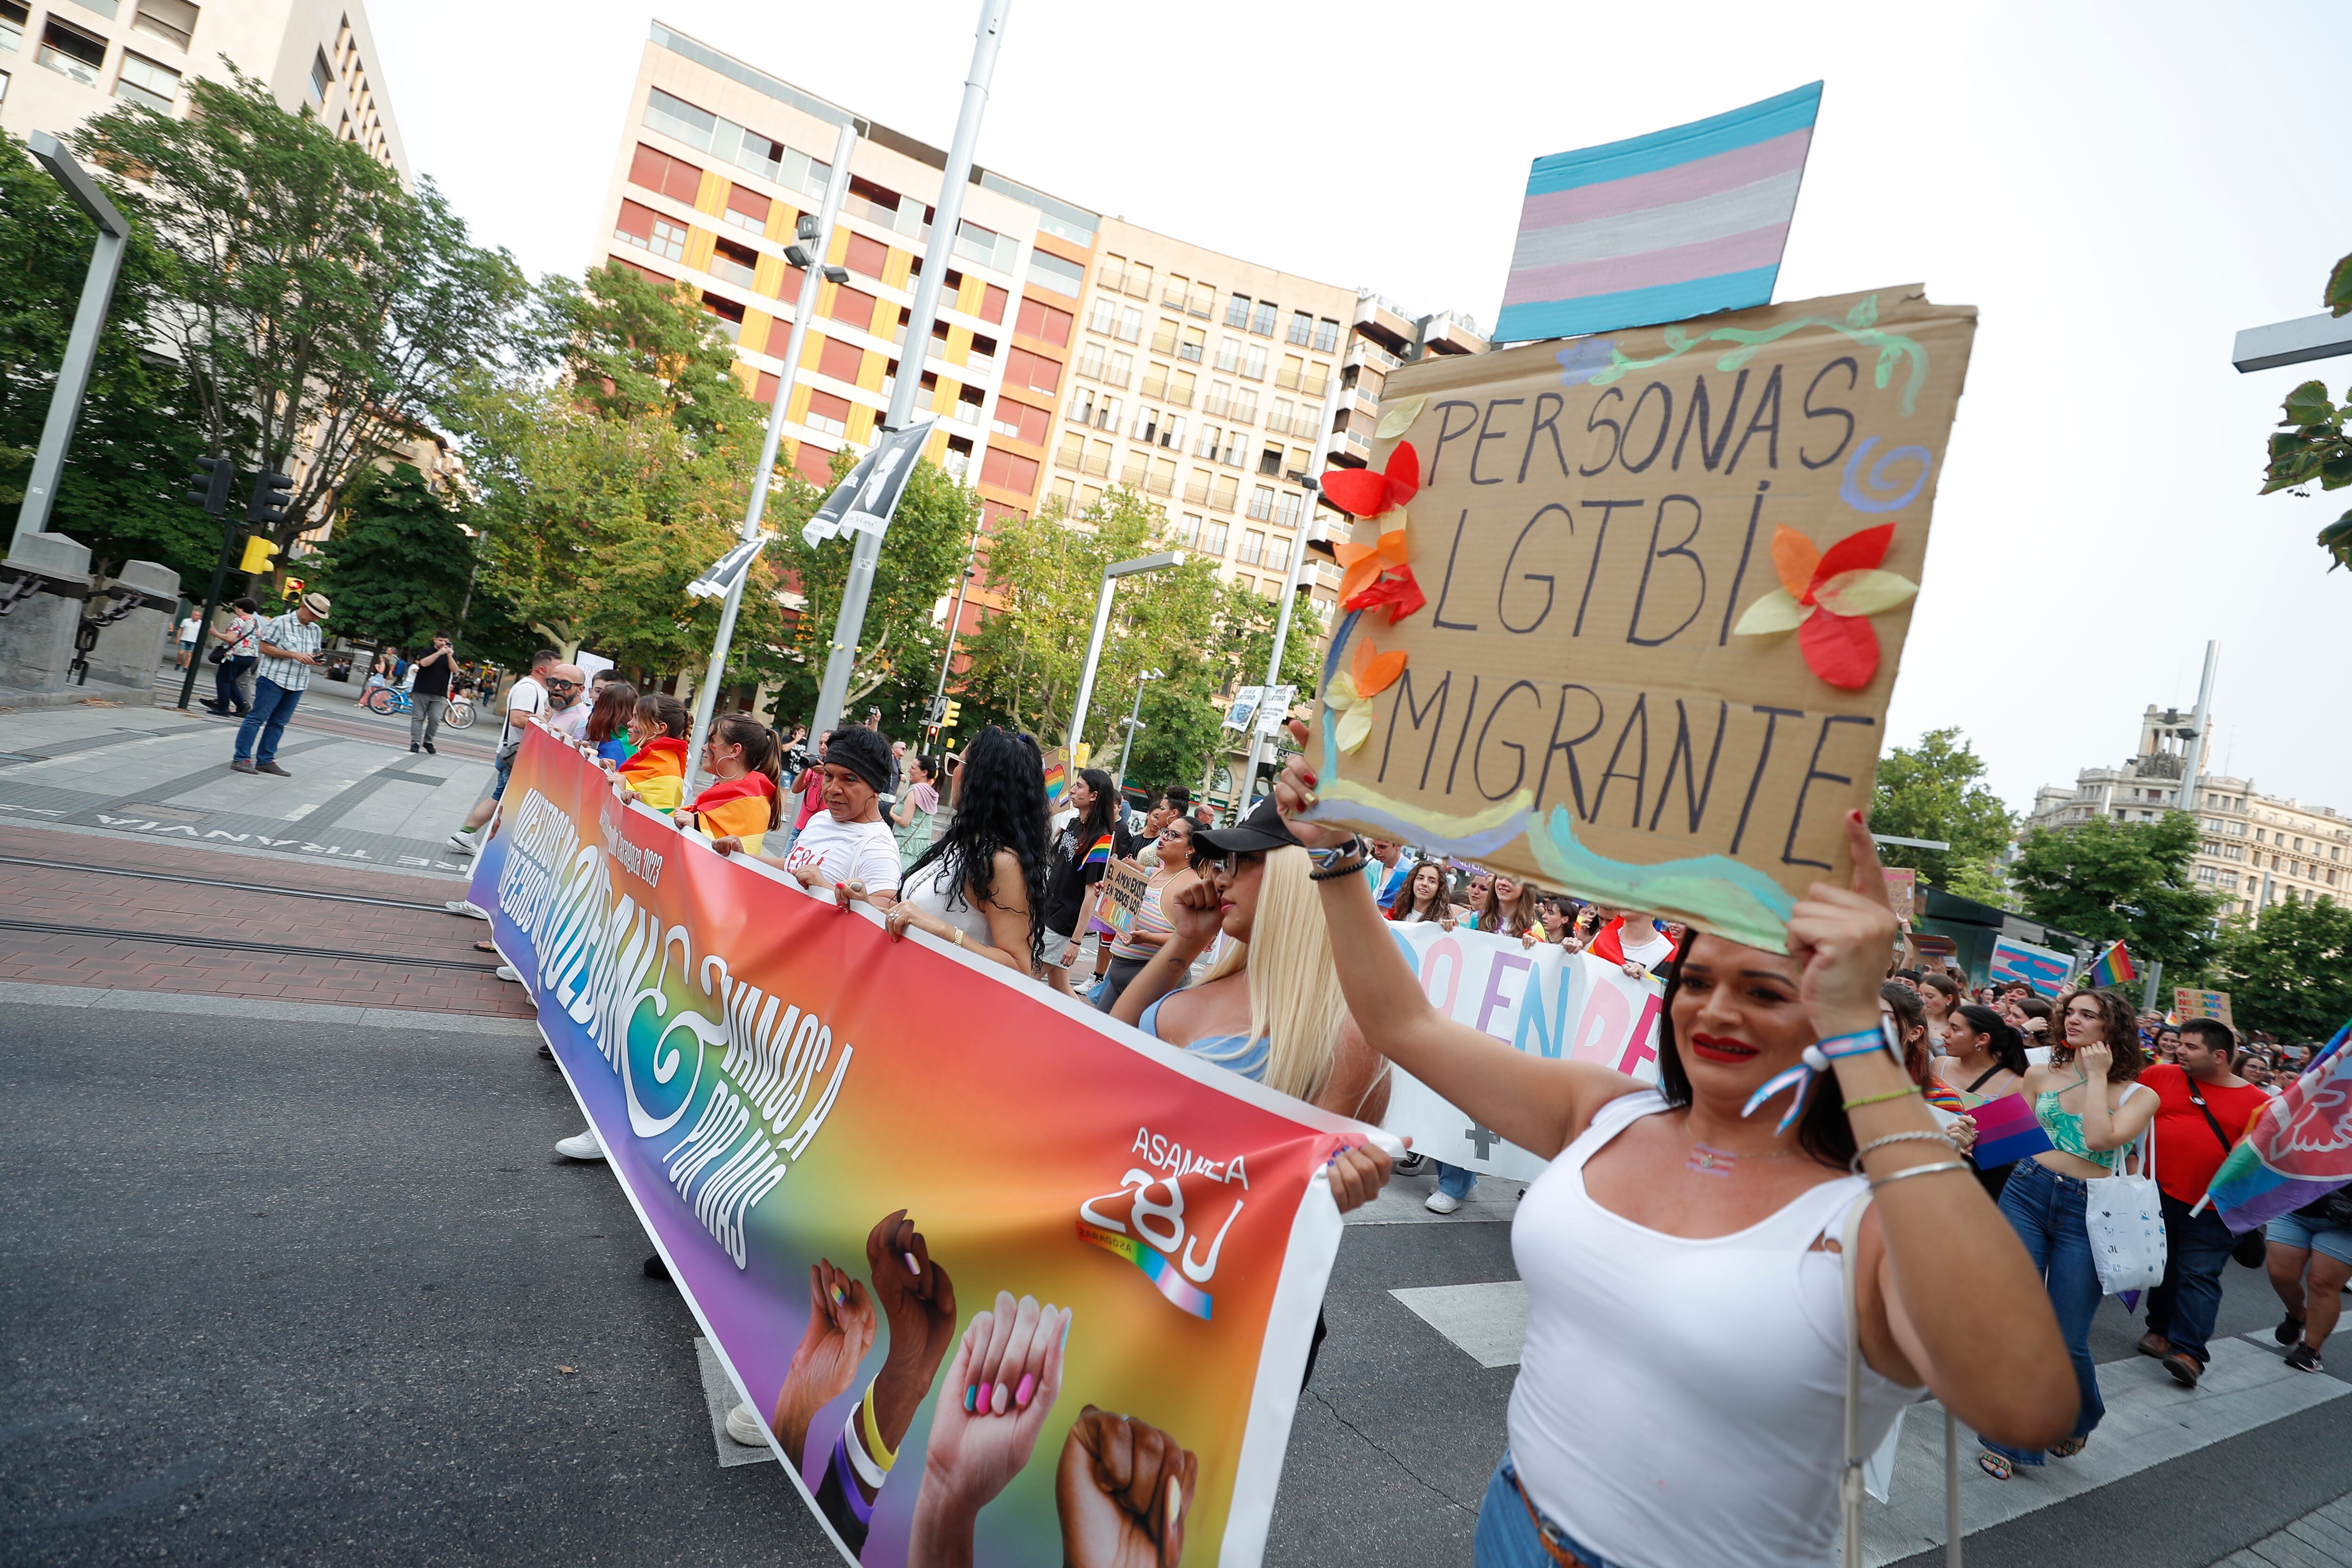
[1379,922,1664,1180]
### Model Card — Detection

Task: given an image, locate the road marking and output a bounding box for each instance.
[285,803,317,821]
[1391,1281,1528,1368]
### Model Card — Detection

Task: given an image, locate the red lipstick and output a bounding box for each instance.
[1688,1033,1758,1063]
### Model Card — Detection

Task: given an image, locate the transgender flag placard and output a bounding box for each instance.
[1494,81,1822,342]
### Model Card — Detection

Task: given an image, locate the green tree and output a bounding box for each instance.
[1868,727,2017,896]
[74,71,530,556]
[2209,897,2352,1041]
[306,463,474,648]
[2008,812,2222,974]
[2257,251,2352,571]
[0,134,211,585]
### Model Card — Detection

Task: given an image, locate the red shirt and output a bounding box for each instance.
[2138,1063,2272,1207]
[1588,918,1681,969]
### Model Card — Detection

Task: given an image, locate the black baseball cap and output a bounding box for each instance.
[1193,796,1302,856]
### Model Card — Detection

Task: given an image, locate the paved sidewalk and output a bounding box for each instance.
[2214,1491,2352,1567]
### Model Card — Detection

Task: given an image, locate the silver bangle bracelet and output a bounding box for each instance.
[1850,1130,1955,1173]
[1867,1159,1971,1191]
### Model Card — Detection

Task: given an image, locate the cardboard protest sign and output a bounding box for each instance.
[1989,935,2072,997]
[1039,747,1069,808]
[1301,287,1977,954]
[1098,859,1152,940]
[1379,921,1663,1178]
[2176,987,2235,1027]
[1883,868,1917,923]
[474,734,1369,1567]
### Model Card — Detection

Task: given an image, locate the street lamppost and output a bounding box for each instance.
[1115,668,1162,788]
[13,132,130,555]
[1065,550,1183,758]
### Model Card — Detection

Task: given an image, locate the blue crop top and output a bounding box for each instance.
[1137,993,1270,1083]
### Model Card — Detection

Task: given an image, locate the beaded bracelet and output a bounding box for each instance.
[1842,1085,1921,1111]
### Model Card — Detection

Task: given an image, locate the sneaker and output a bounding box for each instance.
[496,963,522,983]
[447,831,477,853]
[2277,1312,2306,1347]
[423,742,436,755]
[410,743,420,754]
[445,899,489,919]
[1425,1190,1462,1215]
[724,1401,769,1447]
[2161,1351,2201,1388]
[1394,1153,1428,1177]
[2287,1343,2324,1373]
[230,759,257,773]
[257,761,291,777]
[555,1129,604,1161]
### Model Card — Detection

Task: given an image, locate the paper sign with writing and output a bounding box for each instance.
[1989,935,2072,997]
[1302,287,1977,954]
[1099,860,1153,940]
[2176,987,2235,1027]
[1883,867,1917,923]
[1224,686,1262,733]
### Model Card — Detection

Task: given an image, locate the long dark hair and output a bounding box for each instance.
[908,727,1051,970]
[1951,1003,2029,1077]
[1655,940,1856,1171]
[1881,981,1931,1084]
[1390,856,1450,922]
[709,712,783,830]
[1071,765,1118,846]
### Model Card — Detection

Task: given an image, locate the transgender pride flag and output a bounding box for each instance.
[1494,81,1822,342]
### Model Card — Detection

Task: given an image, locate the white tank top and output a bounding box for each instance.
[903,858,996,950]
[1508,1090,1919,1568]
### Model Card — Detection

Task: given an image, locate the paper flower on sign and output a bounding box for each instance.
[1326,635,1407,754]
[1374,395,1427,441]
[1731,522,1916,691]
[1335,525,1424,624]
[1321,441,1420,521]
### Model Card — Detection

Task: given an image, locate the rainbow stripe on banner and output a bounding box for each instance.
[1494,81,1821,342]
[1078,1220,1215,1321]
[2088,940,2136,989]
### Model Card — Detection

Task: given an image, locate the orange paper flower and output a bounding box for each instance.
[1321,441,1420,520]
[1732,523,1917,690]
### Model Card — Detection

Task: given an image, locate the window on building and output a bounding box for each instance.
[980,447,1040,493]
[1141,364,1168,402]
[944,435,973,478]
[804,390,852,438]
[953,219,1017,273]
[1194,424,1222,460]
[1167,369,1196,408]
[976,284,1009,325]
[1151,318,1179,357]
[699,292,744,342]
[1004,346,1062,396]
[1016,297,1073,347]
[129,0,194,50]
[1287,310,1314,346]
[1302,362,1330,399]
[708,235,759,290]
[993,398,1049,446]
[1225,294,1252,329]
[1121,261,1152,300]
[1249,300,1278,336]
[607,254,673,285]
[967,333,1000,374]
[1215,337,1242,374]
[828,282,879,331]
[1231,388,1259,425]
[630,143,704,205]
[1247,486,1276,520]
[644,87,718,151]
[1218,426,1247,466]
[1209,475,1240,511]
[1266,534,1291,571]
[613,200,688,263]
[1162,272,1191,311]
[1056,430,1088,471]
[1201,520,1230,557]
[1107,350,1133,388]
[1268,398,1295,436]
[816,335,863,384]
[1027,249,1084,298]
[1313,317,1341,352]
[753,370,782,405]
[842,232,889,281]
[1177,325,1206,364]
[1173,513,1203,547]
[301,44,332,103]
[1116,306,1143,344]
[0,3,22,53]
[1243,344,1268,381]
[1257,445,1284,477]
[1088,295,1120,337]
[1238,529,1266,565]
[37,17,106,84]
[723,183,771,234]
[1274,490,1304,529]
[113,49,179,109]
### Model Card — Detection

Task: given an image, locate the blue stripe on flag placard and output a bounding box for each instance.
[1526,82,1824,196]
[1493,266,1782,344]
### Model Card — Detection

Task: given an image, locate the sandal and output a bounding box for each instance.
[1976,1449,2012,1481]
[475,940,499,953]
[2048,1436,2087,1459]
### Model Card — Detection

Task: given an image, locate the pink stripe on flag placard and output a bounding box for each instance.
[1501,222,1792,309]
[1518,128,1814,230]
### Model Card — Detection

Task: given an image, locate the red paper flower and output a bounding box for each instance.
[1321,441,1420,520]
[1732,523,1917,690]
[1343,565,1425,623]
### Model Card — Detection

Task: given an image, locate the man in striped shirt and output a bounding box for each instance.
[232,592,330,777]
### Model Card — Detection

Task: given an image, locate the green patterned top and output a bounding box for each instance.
[2035,1083,2147,1170]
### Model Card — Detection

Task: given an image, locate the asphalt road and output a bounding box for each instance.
[5,993,2349,1566]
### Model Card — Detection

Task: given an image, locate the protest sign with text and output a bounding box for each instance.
[2176,987,2235,1027]
[1302,287,1977,953]
[1379,921,1663,1179]
[473,733,1371,1568]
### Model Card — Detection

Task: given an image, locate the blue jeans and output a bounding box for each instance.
[1438,1161,1478,1200]
[234,677,303,764]
[1475,1455,1628,1568]
[1984,1159,2103,1464]
[2145,1189,2236,1366]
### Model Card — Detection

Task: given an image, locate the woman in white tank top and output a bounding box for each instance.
[1275,762,2079,1568]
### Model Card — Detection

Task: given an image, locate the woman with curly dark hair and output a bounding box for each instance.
[882,726,1053,978]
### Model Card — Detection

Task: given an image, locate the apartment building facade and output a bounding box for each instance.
[2,0,404,179]
[594,24,1489,638]
[2023,704,2351,918]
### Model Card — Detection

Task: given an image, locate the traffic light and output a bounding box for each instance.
[246,470,294,527]
[280,576,304,601]
[185,456,234,515]
[942,698,962,730]
[239,534,281,574]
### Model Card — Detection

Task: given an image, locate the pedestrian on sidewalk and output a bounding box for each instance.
[231,593,329,777]
[408,631,456,754]
[199,597,261,716]
[447,649,556,855]
[2135,1019,2269,1385]
[175,610,200,669]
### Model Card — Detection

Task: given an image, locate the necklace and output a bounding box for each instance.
[1685,1132,1804,1178]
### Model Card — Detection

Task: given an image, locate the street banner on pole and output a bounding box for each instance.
[1988,935,2071,997]
[1494,82,1822,343]
[470,733,1372,1567]
[1252,685,1295,739]
[1378,921,1663,1179]
[1222,686,1262,733]
[1302,287,1977,955]
[687,535,772,601]
[804,421,938,546]
[2175,987,2235,1027]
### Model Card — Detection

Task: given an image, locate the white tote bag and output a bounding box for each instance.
[2086,1104,2167,1296]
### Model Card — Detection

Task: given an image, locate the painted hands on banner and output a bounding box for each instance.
[1057,1406,1199,1568]
[866,1209,960,1478]
[908,1293,1073,1558]
[773,1258,876,1463]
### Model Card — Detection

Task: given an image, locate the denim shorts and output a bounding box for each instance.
[2267,1212,2352,1266]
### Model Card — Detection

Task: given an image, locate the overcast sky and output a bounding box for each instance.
[368,0,2352,818]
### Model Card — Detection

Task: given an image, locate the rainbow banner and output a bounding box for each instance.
[2201,1021,2352,1234]
[2087,940,2135,990]
[472,732,1371,1567]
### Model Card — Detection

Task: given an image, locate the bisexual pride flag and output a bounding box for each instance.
[2200,1022,2352,1233]
[1967,1093,2054,1171]
[1494,81,1821,342]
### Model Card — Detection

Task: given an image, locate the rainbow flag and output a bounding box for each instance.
[1494,81,1821,342]
[1082,831,1115,870]
[1041,758,1067,806]
[2199,1020,2352,1233]
[2087,940,2136,989]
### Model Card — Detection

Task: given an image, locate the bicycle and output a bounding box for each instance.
[362,686,477,729]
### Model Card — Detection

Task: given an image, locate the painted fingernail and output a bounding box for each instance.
[831,1285,846,1305]
[1016,1372,1035,1408]
[993,1381,1009,1414]
[964,1384,977,1412]
[903,1251,920,1276]
[1168,1476,1182,1525]
[980,1382,996,1413]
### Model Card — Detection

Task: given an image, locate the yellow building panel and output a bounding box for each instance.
[828,226,851,266]
[755,255,789,298]
[847,405,876,444]
[682,227,715,274]
[867,295,896,339]
[945,325,972,366]
[742,310,774,357]
[856,352,885,394]
[787,384,812,423]
[958,275,984,316]
[695,168,728,216]
[767,203,800,244]
[730,361,760,397]
[883,248,912,291]
[925,430,951,465]
[801,331,825,370]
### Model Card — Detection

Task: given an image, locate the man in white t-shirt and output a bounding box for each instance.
[447,649,556,854]
[175,613,202,668]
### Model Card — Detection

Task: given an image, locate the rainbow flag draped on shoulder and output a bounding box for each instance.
[2086,940,2135,990]
[2198,1022,2352,1233]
